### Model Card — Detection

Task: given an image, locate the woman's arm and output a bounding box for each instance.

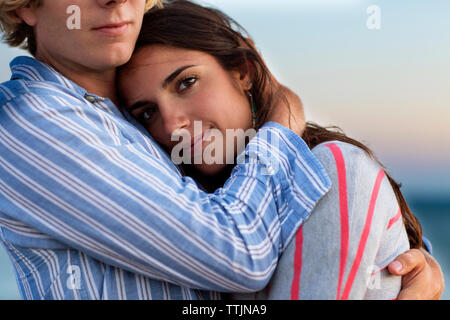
[259,140,444,300]
[258,141,409,299]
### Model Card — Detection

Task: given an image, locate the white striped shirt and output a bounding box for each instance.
[0,56,331,300]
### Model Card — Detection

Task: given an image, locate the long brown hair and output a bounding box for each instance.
[134,0,423,249]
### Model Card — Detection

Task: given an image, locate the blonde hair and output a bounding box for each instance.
[0,0,164,54]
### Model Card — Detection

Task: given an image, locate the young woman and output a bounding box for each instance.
[118,0,431,299]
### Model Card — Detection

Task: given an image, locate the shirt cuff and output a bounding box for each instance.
[422,236,433,254]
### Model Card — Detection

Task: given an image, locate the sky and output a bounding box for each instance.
[0,0,449,194]
[200,0,450,196]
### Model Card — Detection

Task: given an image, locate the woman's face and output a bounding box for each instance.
[119,45,254,175]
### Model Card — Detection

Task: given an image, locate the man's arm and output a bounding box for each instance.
[0,91,330,292]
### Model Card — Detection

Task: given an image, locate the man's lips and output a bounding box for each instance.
[92,22,130,36]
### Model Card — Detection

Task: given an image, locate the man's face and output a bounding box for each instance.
[29,0,146,73]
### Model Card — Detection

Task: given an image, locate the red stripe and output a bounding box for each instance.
[340,169,386,300]
[370,265,387,276]
[325,143,349,300]
[387,208,402,230]
[290,226,303,300]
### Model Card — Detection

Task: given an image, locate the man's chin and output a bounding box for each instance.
[93,46,134,70]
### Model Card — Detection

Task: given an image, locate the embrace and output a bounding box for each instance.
[0,0,444,299]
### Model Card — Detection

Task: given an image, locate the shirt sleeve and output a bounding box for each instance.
[421,236,432,254]
[0,92,330,292]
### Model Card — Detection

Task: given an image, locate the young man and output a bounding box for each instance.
[0,0,443,299]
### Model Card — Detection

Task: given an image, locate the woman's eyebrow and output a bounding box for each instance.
[128,100,150,112]
[127,65,196,111]
[162,65,196,88]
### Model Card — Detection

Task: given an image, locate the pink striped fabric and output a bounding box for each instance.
[290,226,304,299]
[387,208,402,230]
[288,143,391,300]
[325,143,350,300]
[340,169,386,300]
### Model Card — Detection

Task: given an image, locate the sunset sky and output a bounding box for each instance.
[1,0,449,194]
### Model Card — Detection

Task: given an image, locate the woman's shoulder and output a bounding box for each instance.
[310,140,383,178]
[310,141,399,221]
[312,140,374,160]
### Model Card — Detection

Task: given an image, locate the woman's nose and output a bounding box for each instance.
[159,105,191,139]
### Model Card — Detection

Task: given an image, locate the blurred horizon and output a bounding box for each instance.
[0,0,449,299]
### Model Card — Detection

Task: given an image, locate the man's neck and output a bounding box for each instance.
[69,69,119,106]
[36,53,120,106]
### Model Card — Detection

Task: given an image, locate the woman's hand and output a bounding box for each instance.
[388,248,444,299]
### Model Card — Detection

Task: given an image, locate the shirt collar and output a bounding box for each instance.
[10,56,90,99]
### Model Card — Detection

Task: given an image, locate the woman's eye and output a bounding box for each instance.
[177,76,198,92]
[137,107,157,123]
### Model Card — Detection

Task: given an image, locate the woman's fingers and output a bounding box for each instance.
[388,248,444,300]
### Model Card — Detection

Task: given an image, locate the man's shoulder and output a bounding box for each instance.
[0,79,31,105]
[1,55,87,107]
[0,78,84,108]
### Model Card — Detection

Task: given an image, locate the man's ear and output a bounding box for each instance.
[15,6,38,27]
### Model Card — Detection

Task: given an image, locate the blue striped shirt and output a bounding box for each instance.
[0,56,331,300]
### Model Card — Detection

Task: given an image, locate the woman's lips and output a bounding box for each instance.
[171,128,214,158]
[191,134,205,153]
[191,130,213,153]
[93,22,129,36]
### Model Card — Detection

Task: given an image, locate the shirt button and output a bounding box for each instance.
[85,95,96,102]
